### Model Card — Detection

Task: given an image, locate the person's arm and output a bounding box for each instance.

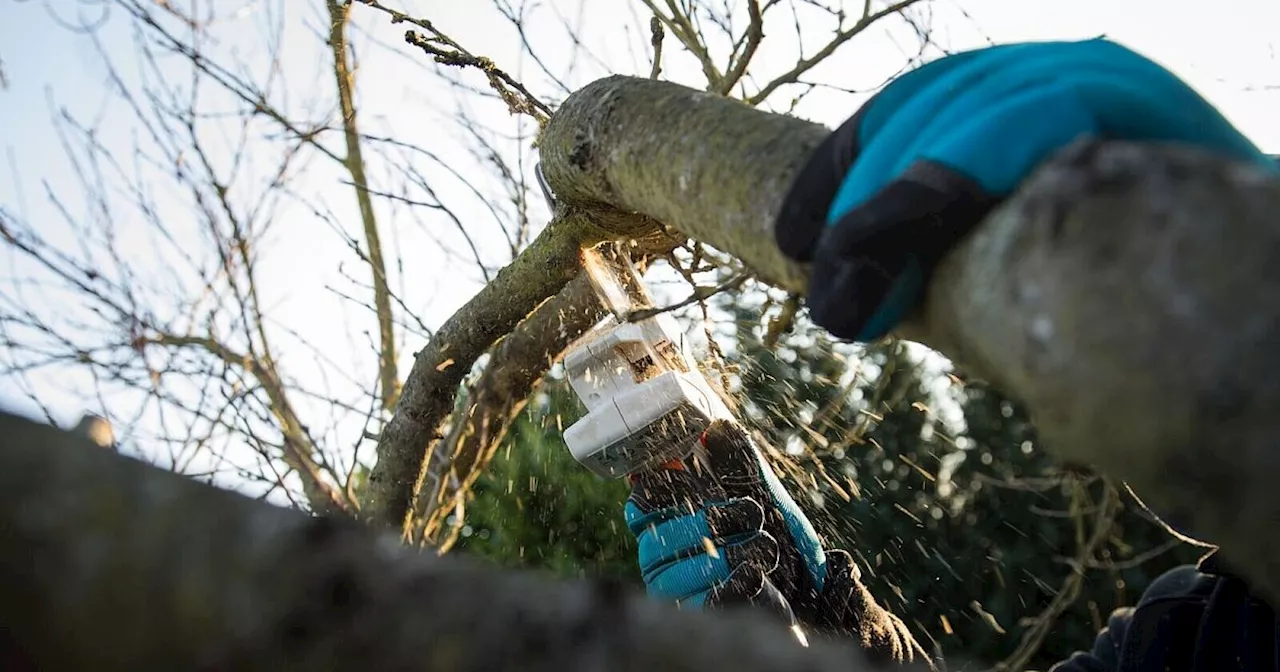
[773,39,1277,345]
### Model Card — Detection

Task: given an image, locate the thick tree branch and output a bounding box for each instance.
[539,76,819,293]
[1,409,899,671]
[915,140,1280,603]
[410,270,609,548]
[365,211,613,529]
[538,75,1280,600]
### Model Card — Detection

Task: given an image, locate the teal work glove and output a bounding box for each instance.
[625,421,936,669]
[775,38,1278,344]
[623,420,827,614]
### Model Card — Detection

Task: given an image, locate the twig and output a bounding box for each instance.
[641,0,724,90]
[1066,537,1185,572]
[746,0,927,105]
[717,0,764,95]
[648,15,665,79]
[990,483,1119,672]
[626,272,751,321]
[354,0,552,120]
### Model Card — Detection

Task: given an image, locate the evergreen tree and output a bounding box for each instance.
[723,296,1201,668]
[456,382,640,583]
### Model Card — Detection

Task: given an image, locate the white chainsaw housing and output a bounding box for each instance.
[562,312,733,479]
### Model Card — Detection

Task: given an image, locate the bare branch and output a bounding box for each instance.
[364,211,620,530]
[354,0,553,120]
[717,0,764,95]
[648,15,665,80]
[746,0,928,106]
[408,238,679,548]
[626,271,751,322]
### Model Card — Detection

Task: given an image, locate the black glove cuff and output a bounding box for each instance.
[774,107,870,262]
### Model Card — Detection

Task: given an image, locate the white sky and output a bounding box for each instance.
[1,0,1277,497]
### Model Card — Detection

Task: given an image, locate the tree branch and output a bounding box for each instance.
[745,0,928,106]
[408,269,610,547]
[537,74,1280,601]
[539,75,819,293]
[1,408,902,671]
[364,211,615,529]
[408,240,675,547]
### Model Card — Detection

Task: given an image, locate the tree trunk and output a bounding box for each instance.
[0,409,905,671]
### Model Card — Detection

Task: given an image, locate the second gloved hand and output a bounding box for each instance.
[625,421,936,669]
[624,452,797,621]
[624,420,829,617]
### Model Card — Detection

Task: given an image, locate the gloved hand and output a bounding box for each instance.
[624,421,828,614]
[622,427,802,622]
[625,420,934,668]
[773,38,1278,344]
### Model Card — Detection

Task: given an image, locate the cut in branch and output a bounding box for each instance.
[537,74,1280,601]
[1,409,905,672]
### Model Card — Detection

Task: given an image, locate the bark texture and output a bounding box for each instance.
[538,75,822,292]
[0,409,909,672]
[538,76,1280,600]
[918,140,1280,602]
[408,270,609,546]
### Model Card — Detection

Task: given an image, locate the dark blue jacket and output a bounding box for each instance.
[1049,550,1277,672]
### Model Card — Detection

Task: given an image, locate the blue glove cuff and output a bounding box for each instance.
[752,449,828,589]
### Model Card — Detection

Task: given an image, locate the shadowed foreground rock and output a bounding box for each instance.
[0,409,917,671]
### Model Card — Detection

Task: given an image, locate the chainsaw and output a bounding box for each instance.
[535,162,735,479]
